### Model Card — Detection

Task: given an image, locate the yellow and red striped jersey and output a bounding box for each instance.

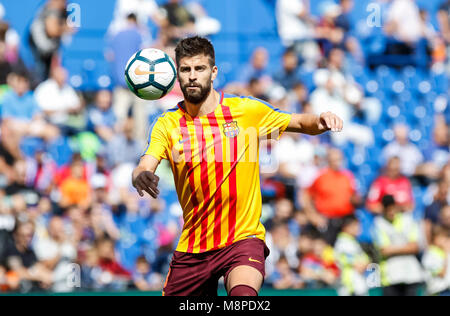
[143,92,292,253]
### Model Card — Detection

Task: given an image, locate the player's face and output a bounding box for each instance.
[178,54,218,104]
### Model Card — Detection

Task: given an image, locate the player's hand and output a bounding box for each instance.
[319,112,343,132]
[133,171,160,198]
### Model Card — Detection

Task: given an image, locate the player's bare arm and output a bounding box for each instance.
[285,112,344,135]
[132,155,161,198]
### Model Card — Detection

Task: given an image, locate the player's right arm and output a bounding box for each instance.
[132,155,160,198]
[133,114,169,198]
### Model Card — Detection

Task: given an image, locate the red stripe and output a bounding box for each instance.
[207,112,224,249]
[194,117,211,252]
[221,105,238,245]
[179,116,199,253]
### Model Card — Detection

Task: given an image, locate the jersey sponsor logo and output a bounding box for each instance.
[134,66,166,76]
[223,121,240,138]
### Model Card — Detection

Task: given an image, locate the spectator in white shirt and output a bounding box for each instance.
[108,0,164,45]
[385,0,423,44]
[34,66,81,130]
[276,0,320,67]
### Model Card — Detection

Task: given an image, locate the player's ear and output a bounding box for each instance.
[211,65,218,81]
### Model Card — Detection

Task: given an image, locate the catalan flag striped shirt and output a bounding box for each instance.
[144,92,292,253]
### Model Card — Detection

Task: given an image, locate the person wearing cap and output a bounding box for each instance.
[372,194,424,296]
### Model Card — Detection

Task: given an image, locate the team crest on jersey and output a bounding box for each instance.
[223,121,240,138]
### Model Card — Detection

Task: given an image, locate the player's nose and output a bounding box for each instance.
[189,69,197,80]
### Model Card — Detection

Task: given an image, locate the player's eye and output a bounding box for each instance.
[180,67,190,72]
[195,66,206,72]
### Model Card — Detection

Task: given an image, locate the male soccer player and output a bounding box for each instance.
[132,36,343,296]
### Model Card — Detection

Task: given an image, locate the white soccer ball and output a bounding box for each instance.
[124,48,177,100]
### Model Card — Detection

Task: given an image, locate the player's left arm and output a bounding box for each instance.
[285,112,344,135]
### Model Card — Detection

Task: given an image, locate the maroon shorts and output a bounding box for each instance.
[162,238,270,296]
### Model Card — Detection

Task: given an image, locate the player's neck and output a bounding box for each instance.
[184,89,220,118]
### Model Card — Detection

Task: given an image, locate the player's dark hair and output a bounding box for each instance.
[175,36,215,68]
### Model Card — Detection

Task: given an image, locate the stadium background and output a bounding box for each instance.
[0,0,448,295]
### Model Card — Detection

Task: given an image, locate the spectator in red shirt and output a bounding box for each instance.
[366,156,415,214]
[302,148,362,245]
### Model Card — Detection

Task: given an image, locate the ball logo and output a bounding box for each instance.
[134,66,166,76]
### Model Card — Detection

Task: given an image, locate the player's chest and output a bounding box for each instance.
[168,114,252,163]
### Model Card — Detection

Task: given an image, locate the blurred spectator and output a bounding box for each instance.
[1,220,53,292]
[438,0,450,69]
[247,78,269,101]
[384,0,423,53]
[273,132,317,200]
[1,68,59,155]
[366,156,415,214]
[88,90,117,143]
[418,117,450,180]
[422,226,450,296]
[275,0,319,67]
[89,203,120,242]
[108,13,143,89]
[59,159,91,209]
[33,216,77,292]
[106,118,144,169]
[24,148,57,196]
[265,198,300,235]
[80,246,102,290]
[0,3,20,65]
[108,0,163,43]
[184,1,221,37]
[133,255,163,291]
[160,0,196,46]
[316,1,346,57]
[440,205,450,232]
[382,123,424,177]
[238,47,271,84]
[287,81,309,113]
[302,148,362,245]
[424,177,449,244]
[298,234,339,288]
[334,215,370,296]
[108,13,152,141]
[310,63,374,147]
[265,222,299,278]
[34,66,80,133]
[271,255,304,290]
[0,139,17,186]
[273,48,303,91]
[96,237,131,290]
[372,195,423,296]
[29,0,71,81]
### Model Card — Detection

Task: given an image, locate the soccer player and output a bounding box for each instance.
[132,36,343,296]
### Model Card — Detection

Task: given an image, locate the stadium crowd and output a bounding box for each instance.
[0,0,448,296]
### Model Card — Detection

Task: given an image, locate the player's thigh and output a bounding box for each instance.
[163,252,217,296]
[226,265,264,293]
[222,238,269,293]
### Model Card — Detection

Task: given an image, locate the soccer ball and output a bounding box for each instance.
[124,48,177,100]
